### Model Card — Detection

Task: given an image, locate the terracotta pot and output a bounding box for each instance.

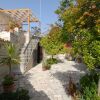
[65,54,73,61]
[77,58,82,63]
[3,83,15,93]
[64,43,72,48]
[42,67,47,71]
[42,65,51,71]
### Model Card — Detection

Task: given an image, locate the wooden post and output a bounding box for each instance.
[26,9,31,43]
[28,11,30,33]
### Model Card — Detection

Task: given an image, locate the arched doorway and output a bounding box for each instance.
[37,42,43,63]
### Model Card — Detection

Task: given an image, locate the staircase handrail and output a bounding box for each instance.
[23,38,32,54]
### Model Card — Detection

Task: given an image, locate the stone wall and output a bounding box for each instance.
[17,31,26,49]
[0,45,8,79]
[0,65,9,80]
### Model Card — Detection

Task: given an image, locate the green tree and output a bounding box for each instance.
[0,43,20,74]
[56,0,100,70]
[56,0,100,97]
[40,25,66,58]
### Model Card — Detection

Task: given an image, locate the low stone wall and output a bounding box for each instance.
[0,65,9,80]
[0,47,9,79]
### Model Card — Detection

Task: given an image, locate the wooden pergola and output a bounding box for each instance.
[0,8,39,32]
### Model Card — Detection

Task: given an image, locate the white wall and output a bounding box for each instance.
[0,31,10,41]
[0,31,19,44]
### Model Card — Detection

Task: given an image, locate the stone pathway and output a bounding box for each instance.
[18,55,87,100]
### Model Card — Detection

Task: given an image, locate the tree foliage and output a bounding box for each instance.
[31,26,41,36]
[40,25,66,56]
[56,0,100,70]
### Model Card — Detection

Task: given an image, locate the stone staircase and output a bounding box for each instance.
[19,38,39,74]
[0,32,39,75]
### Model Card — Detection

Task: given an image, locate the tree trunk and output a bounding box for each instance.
[52,55,53,59]
[9,62,12,74]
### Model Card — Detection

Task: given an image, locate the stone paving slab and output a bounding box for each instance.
[18,55,86,100]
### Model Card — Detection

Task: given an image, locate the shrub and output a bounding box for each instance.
[0,88,30,100]
[42,60,51,70]
[81,82,100,100]
[42,58,58,70]
[16,88,30,100]
[3,75,14,86]
[46,58,58,65]
[0,92,16,100]
[80,71,99,88]
[43,64,51,70]
[80,71,100,100]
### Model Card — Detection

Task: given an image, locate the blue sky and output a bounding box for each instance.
[0,0,60,33]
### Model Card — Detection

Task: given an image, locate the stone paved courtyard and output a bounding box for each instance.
[18,55,86,100]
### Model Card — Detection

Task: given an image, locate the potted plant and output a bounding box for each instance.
[16,88,30,100]
[2,75,15,93]
[75,54,82,63]
[43,64,51,71]
[8,21,19,33]
[64,42,72,48]
[77,57,82,63]
[8,21,15,33]
[46,58,58,65]
[42,60,51,71]
[65,48,74,61]
[0,43,20,74]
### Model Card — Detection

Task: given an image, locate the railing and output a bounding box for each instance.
[23,38,32,54]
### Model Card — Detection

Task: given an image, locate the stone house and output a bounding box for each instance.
[0,8,42,78]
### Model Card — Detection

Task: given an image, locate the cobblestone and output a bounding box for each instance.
[18,55,86,100]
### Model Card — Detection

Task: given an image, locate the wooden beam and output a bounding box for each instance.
[0,8,29,12]
[28,10,30,33]
[0,8,39,23]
